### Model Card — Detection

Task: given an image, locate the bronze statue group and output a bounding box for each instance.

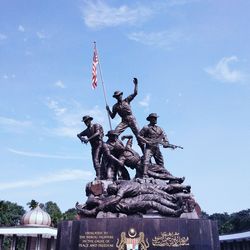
[76,78,196,218]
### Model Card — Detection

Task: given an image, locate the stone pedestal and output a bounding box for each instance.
[56,217,219,250]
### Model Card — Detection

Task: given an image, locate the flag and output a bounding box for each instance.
[92,46,98,89]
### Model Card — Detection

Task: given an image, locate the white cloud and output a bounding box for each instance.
[2,74,16,79]
[46,99,67,116]
[36,31,47,39]
[0,116,32,132]
[8,148,85,160]
[205,56,245,83]
[45,98,107,138]
[55,80,66,89]
[139,94,151,107]
[127,30,184,49]
[81,0,153,28]
[0,169,94,191]
[18,25,25,32]
[0,33,7,40]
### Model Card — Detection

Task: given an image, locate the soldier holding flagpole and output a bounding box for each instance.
[106,78,144,153]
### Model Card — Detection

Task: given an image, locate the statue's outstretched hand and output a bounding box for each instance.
[133,78,138,85]
[82,138,88,144]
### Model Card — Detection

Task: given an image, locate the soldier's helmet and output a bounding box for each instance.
[112,90,123,98]
[105,130,119,137]
[146,113,159,121]
[82,115,93,122]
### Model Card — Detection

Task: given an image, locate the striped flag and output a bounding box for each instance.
[92,46,98,89]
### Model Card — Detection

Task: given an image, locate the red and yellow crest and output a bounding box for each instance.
[116,228,149,250]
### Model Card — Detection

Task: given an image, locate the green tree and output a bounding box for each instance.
[229,209,250,233]
[0,200,25,226]
[207,210,250,235]
[200,211,209,219]
[209,212,231,234]
[63,208,77,220]
[26,199,39,209]
[45,201,62,227]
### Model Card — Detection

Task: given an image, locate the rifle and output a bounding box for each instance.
[145,134,183,149]
[167,144,183,150]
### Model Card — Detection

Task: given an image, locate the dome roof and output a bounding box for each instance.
[21,206,51,227]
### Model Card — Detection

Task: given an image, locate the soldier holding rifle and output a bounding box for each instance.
[139,113,183,178]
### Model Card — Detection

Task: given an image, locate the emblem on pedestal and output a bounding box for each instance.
[116,228,149,250]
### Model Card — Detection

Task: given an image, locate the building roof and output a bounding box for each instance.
[0,226,57,238]
[21,206,51,227]
[220,231,250,242]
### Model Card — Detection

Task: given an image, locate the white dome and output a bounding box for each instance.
[21,206,51,227]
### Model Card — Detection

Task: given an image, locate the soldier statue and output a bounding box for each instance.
[139,113,173,178]
[101,130,130,181]
[75,78,194,219]
[106,78,144,152]
[77,115,104,180]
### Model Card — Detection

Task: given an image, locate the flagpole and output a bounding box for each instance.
[94,41,112,130]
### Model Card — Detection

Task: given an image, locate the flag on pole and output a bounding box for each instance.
[92,45,98,89]
[91,42,112,129]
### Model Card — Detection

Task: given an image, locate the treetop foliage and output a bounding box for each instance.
[201,209,250,235]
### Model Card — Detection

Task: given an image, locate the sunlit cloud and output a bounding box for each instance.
[18,25,25,32]
[205,56,245,83]
[139,94,151,107]
[45,98,107,138]
[46,99,67,116]
[127,30,184,49]
[0,116,32,132]
[0,169,94,191]
[8,148,85,160]
[55,80,66,89]
[0,33,7,40]
[81,0,153,29]
[50,126,80,138]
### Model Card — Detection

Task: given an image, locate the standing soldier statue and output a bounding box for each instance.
[139,113,171,178]
[77,115,104,180]
[106,78,144,152]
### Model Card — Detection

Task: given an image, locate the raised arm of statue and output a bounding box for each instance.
[126,78,138,103]
[133,77,138,96]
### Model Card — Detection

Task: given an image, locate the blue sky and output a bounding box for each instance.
[0,0,249,214]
